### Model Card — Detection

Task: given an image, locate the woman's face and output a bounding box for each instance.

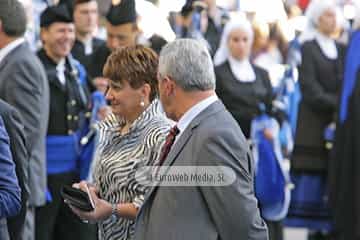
[227,28,252,61]
[105,80,145,120]
[317,8,337,36]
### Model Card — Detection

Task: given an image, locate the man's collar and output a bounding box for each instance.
[177,94,218,134]
[0,37,25,64]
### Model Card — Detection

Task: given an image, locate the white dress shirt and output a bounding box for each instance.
[0,38,25,64]
[83,38,93,55]
[176,95,218,142]
[56,59,66,85]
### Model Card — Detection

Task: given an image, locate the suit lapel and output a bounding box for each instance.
[0,44,24,73]
[141,126,195,202]
[138,100,225,216]
[0,57,9,73]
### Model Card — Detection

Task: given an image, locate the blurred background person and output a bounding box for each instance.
[214,17,286,240]
[287,1,345,239]
[0,1,50,239]
[71,0,105,78]
[89,0,139,92]
[202,0,229,54]
[35,4,96,240]
[68,45,170,240]
[214,17,277,140]
[329,2,360,239]
[175,0,229,56]
[0,116,21,238]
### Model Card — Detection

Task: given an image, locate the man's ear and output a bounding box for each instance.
[40,28,47,43]
[163,76,176,97]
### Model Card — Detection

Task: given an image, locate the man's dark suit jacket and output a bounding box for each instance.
[0,99,29,240]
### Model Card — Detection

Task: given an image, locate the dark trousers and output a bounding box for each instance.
[35,171,97,240]
[266,220,283,240]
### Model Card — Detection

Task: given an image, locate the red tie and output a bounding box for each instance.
[158,126,180,166]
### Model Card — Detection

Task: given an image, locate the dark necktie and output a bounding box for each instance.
[158,125,180,166]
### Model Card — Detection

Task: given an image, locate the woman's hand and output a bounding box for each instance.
[66,181,112,223]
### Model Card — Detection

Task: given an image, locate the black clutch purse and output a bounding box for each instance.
[61,185,95,212]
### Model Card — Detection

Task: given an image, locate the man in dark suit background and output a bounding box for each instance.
[0,99,29,240]
[89,0,138,90]
[71,0,104,75]
[0,1,50,239]
[0,116,21,240]
[134,39,268,240]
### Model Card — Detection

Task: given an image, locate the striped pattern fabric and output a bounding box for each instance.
[93,100,170,240]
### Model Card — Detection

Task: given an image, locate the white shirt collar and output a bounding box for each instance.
[56,59,66,85]
[83,38,93,55]
[176,95,218,137]
[228,56,256,82]
[0,38,25,64]
[315,31,338,59]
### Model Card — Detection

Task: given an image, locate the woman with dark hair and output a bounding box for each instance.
[67,45,170,240]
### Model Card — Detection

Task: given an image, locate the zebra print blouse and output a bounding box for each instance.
[93,99,170,240]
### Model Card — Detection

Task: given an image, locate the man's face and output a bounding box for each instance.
[42,22,75,60]
[106,22,138,51]
[73,1,98,36]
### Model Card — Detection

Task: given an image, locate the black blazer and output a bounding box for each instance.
[88,43,111,79]
[71,37,105,72]
[215,61,274,138]
[37,49,91,136]
[0,99,29,240]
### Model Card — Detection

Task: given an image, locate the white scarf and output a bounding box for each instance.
[228,56,256,82]
[315,32,338,59]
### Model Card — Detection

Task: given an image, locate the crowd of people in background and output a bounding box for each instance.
[0,0,360,240]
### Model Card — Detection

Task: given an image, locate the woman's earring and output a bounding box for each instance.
[140,100,145,107]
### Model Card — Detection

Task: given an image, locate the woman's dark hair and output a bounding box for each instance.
[103,45,159,101]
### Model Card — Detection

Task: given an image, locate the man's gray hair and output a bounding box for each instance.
[0,0,27,37]
[158,39,216,91]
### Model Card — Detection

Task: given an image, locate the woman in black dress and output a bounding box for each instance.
[214,17,275,139]
[214,17,284,240]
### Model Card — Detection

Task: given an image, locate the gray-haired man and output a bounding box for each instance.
[134,39,268,240]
